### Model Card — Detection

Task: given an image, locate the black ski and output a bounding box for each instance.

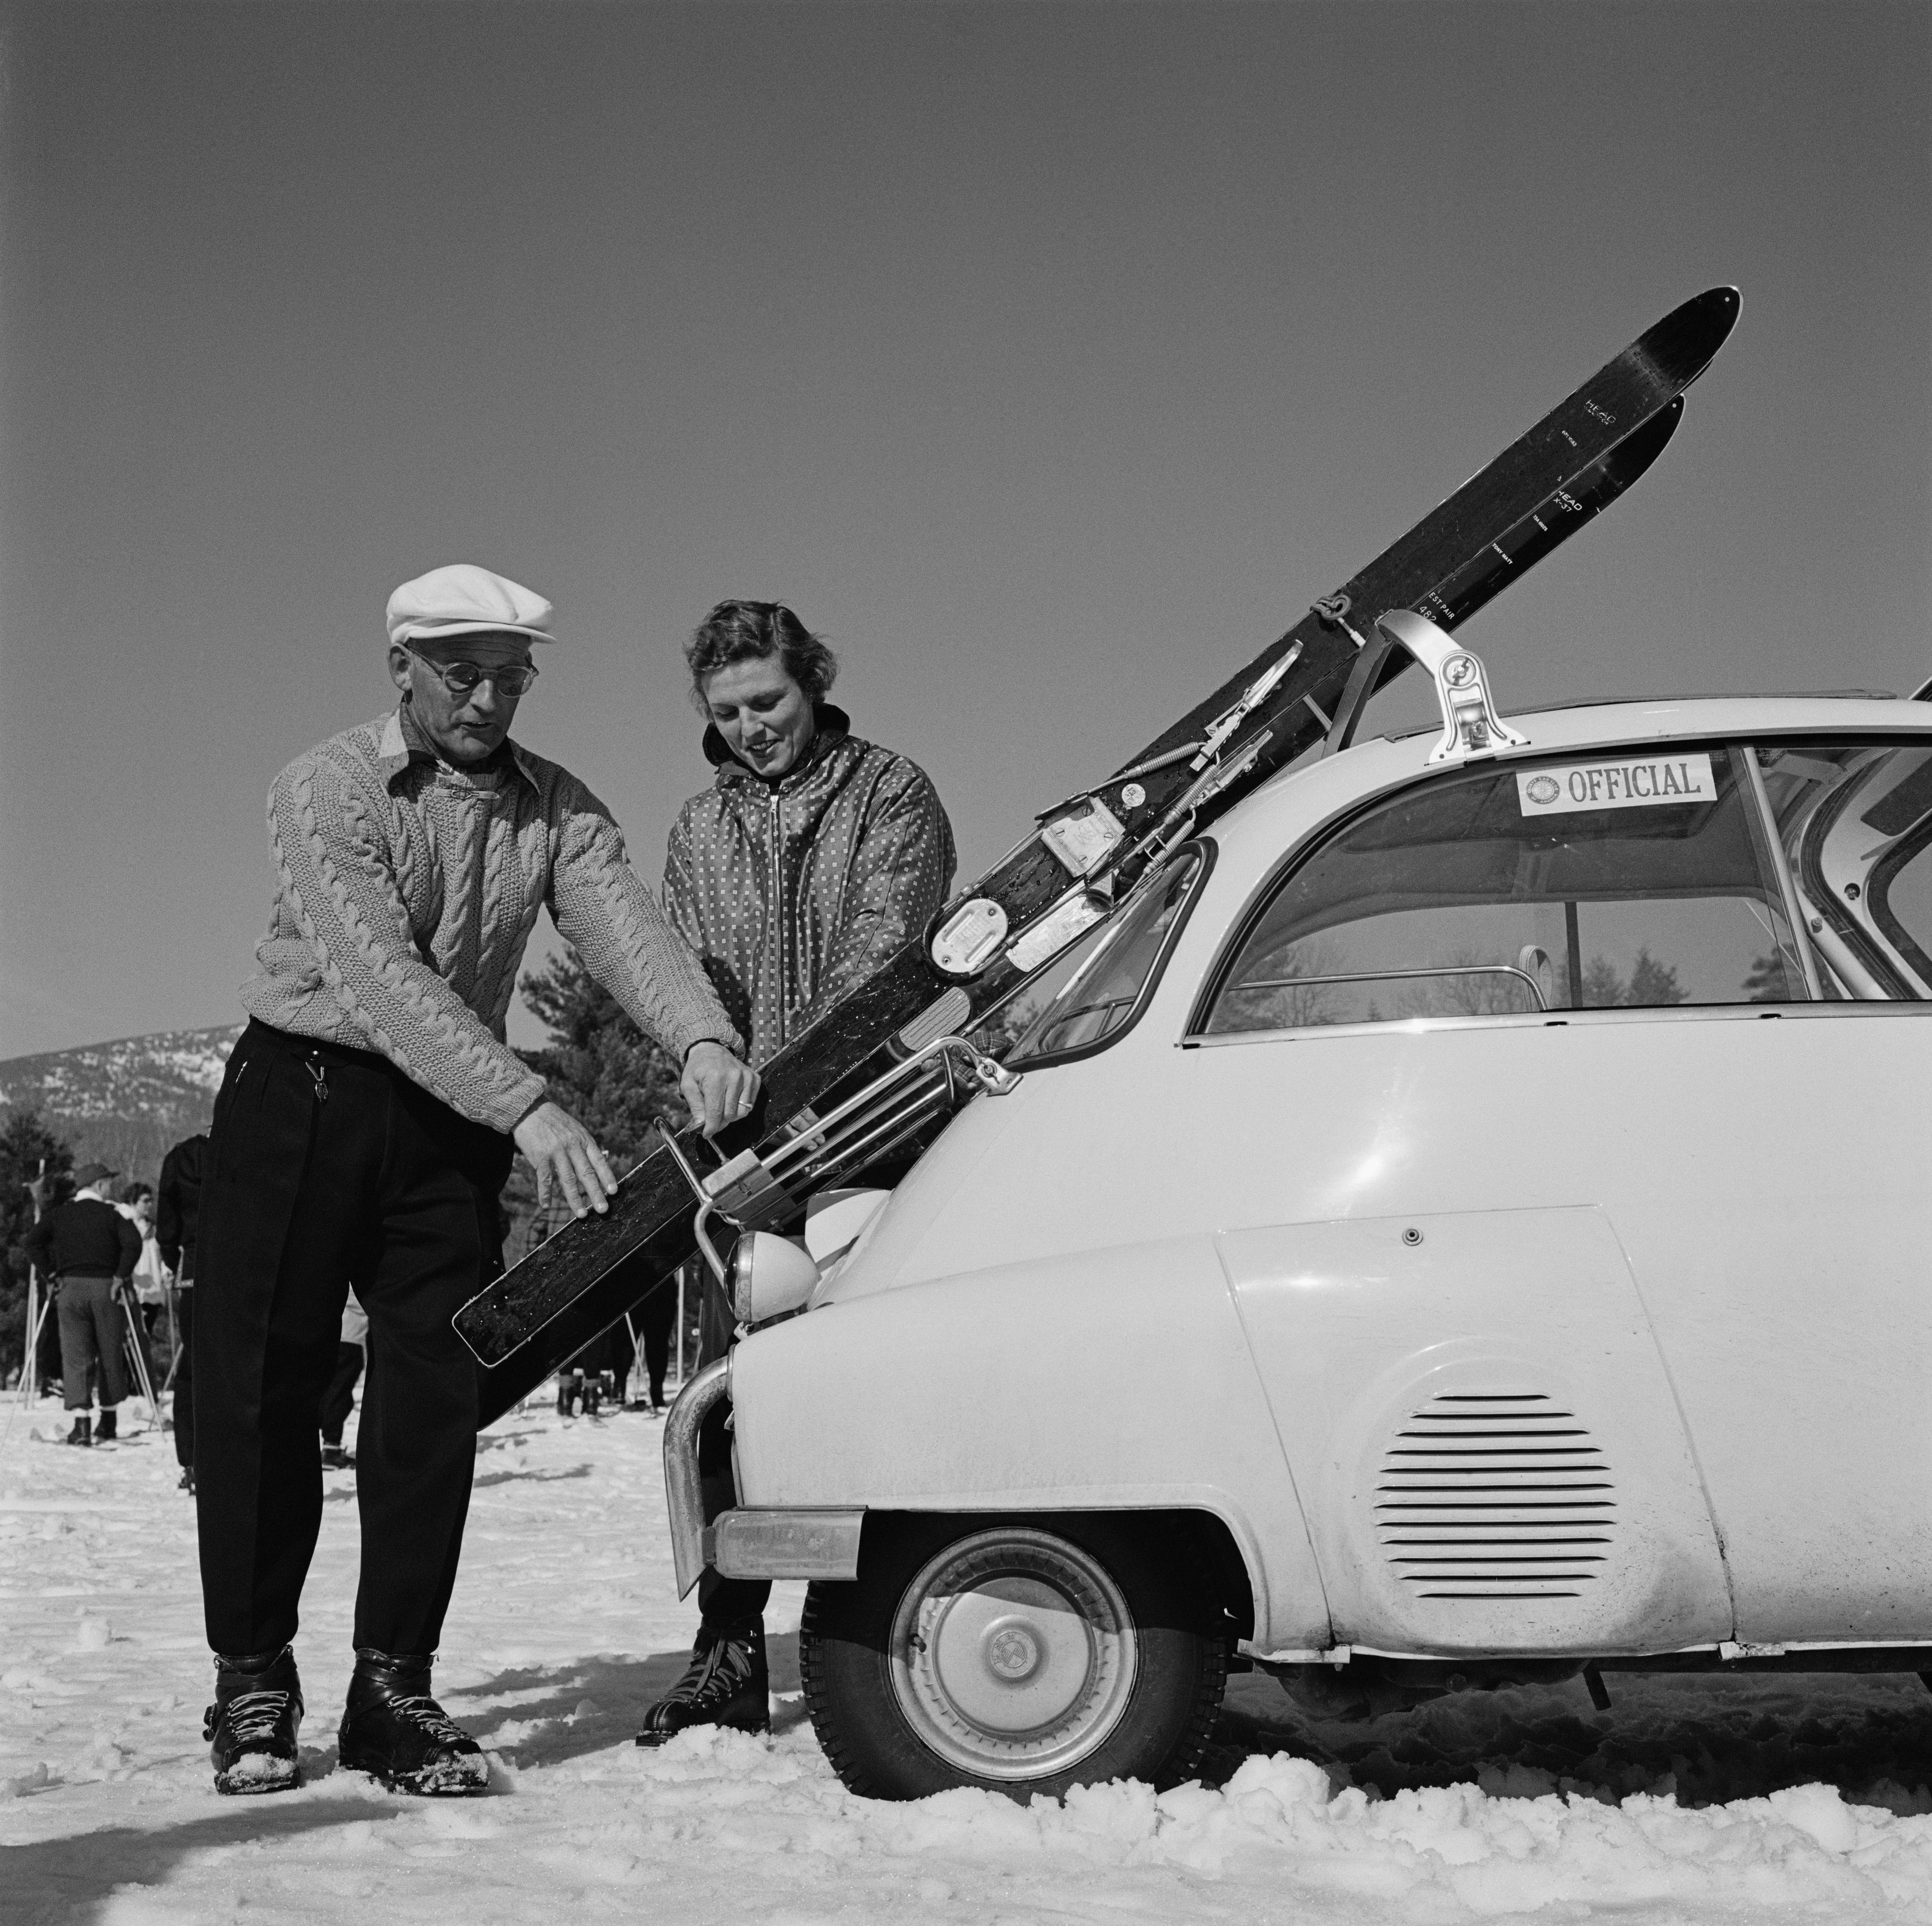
[459,287,1739,1424]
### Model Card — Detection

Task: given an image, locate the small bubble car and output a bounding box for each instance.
[666,613,1932,1800]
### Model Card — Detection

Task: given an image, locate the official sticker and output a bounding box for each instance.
[1516,751,1717,816]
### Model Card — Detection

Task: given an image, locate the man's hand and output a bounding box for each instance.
[513,1101,619,1218]
[682,1041,761,1137]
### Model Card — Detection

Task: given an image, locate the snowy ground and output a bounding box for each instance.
[6,1392,1932,1924]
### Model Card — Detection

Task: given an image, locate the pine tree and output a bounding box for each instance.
[1625,947,1689,1006]
[518,949,690,1165]
[0,1109,74,1385]
[1582,956,1626,1007]
[508,949,691,1263]
[1582,949,1689,1009]
[511,950,707,1370]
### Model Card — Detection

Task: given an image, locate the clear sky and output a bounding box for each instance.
[2,0,1925,1058]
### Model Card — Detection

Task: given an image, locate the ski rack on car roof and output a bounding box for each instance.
[1324,609,1528,766]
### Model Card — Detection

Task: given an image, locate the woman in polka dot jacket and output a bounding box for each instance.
[641,599,956,1747]
[662,601,956,1070]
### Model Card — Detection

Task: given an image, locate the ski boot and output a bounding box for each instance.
[556,1373,579,1418]
[582,1373,603,1419]
[635,1619,768,1746]
[64,1415,93,1447]
[320,1443,355,1471]
[205,1644,304,1795]
[95,1409,117,1443]
[337,1649,488,1795]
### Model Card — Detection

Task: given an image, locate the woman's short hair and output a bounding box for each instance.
[685,601,838,712]
[120,1181,153,1205]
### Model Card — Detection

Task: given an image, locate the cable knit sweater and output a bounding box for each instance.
[240,706,742,1133]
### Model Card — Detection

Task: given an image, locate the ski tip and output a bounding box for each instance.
[1603,394,1684,480]
[1636,287,1742,390]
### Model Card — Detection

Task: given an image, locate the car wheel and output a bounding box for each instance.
[800,1515,1227,1801]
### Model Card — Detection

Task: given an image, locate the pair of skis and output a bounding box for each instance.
[457,286,1742,1426]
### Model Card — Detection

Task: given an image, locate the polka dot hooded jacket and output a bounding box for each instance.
[664,708,956,1067]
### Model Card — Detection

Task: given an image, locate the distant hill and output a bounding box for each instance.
[0,1024,244,1182]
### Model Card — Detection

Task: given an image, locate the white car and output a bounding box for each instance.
[665,615,1932,1801]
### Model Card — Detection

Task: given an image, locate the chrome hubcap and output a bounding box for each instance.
[889,1529,1137,1780]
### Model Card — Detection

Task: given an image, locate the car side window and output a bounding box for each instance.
[1006,847,1210,1064]
[1199,746,1811,1035]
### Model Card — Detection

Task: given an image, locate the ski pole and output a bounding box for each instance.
[18,1268,44,1408]
[118,1283,161,1429]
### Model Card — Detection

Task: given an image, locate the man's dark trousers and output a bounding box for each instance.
[58,1275,131,1411]
[194,1019,511,1658]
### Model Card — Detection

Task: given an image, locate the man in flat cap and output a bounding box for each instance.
[195,562,759,1798]
[24,1160,141,1447]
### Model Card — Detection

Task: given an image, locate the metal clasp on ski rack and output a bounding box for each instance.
[655,1126,735,1285]
[1322,608,1529,764]
[1376,609,1528,764]
[657,1034,1023,1280]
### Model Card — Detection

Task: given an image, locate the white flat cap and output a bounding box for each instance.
[386,563,557,647]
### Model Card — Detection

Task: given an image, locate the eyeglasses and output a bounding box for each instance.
[405,646,540,697]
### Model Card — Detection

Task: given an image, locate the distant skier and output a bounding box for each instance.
[194,563,759,1798]
[24,1161,140,1447]
[639,599,955,1746]
[634,1272,678,1414]
[117,1182,168,1343]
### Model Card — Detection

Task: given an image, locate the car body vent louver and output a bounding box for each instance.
[1374,1392,1615,1600]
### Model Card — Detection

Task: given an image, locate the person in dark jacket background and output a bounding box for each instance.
[641,600,956,1746]
[24,1161,141,1447]
[157,1131,207,1491]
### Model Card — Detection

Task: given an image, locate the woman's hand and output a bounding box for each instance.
[512,1100,619,1217]
[682,1041,761,1137]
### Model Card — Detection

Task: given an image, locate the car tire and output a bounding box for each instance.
[800,1514,1227,1802]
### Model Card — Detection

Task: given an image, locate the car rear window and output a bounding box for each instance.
[1199,746,1810,1034]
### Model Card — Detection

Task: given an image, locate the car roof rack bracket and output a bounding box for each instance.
[1322,608,1529,766]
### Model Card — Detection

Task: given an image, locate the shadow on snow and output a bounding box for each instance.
[6,1640,806,1924]
[1211,1669,1932,1814]
[6,1794,402,1926]
[443,1632,808,1770]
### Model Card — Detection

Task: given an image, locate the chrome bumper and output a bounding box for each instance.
[664,1358,731,1598]
[662,1357,865,1594]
